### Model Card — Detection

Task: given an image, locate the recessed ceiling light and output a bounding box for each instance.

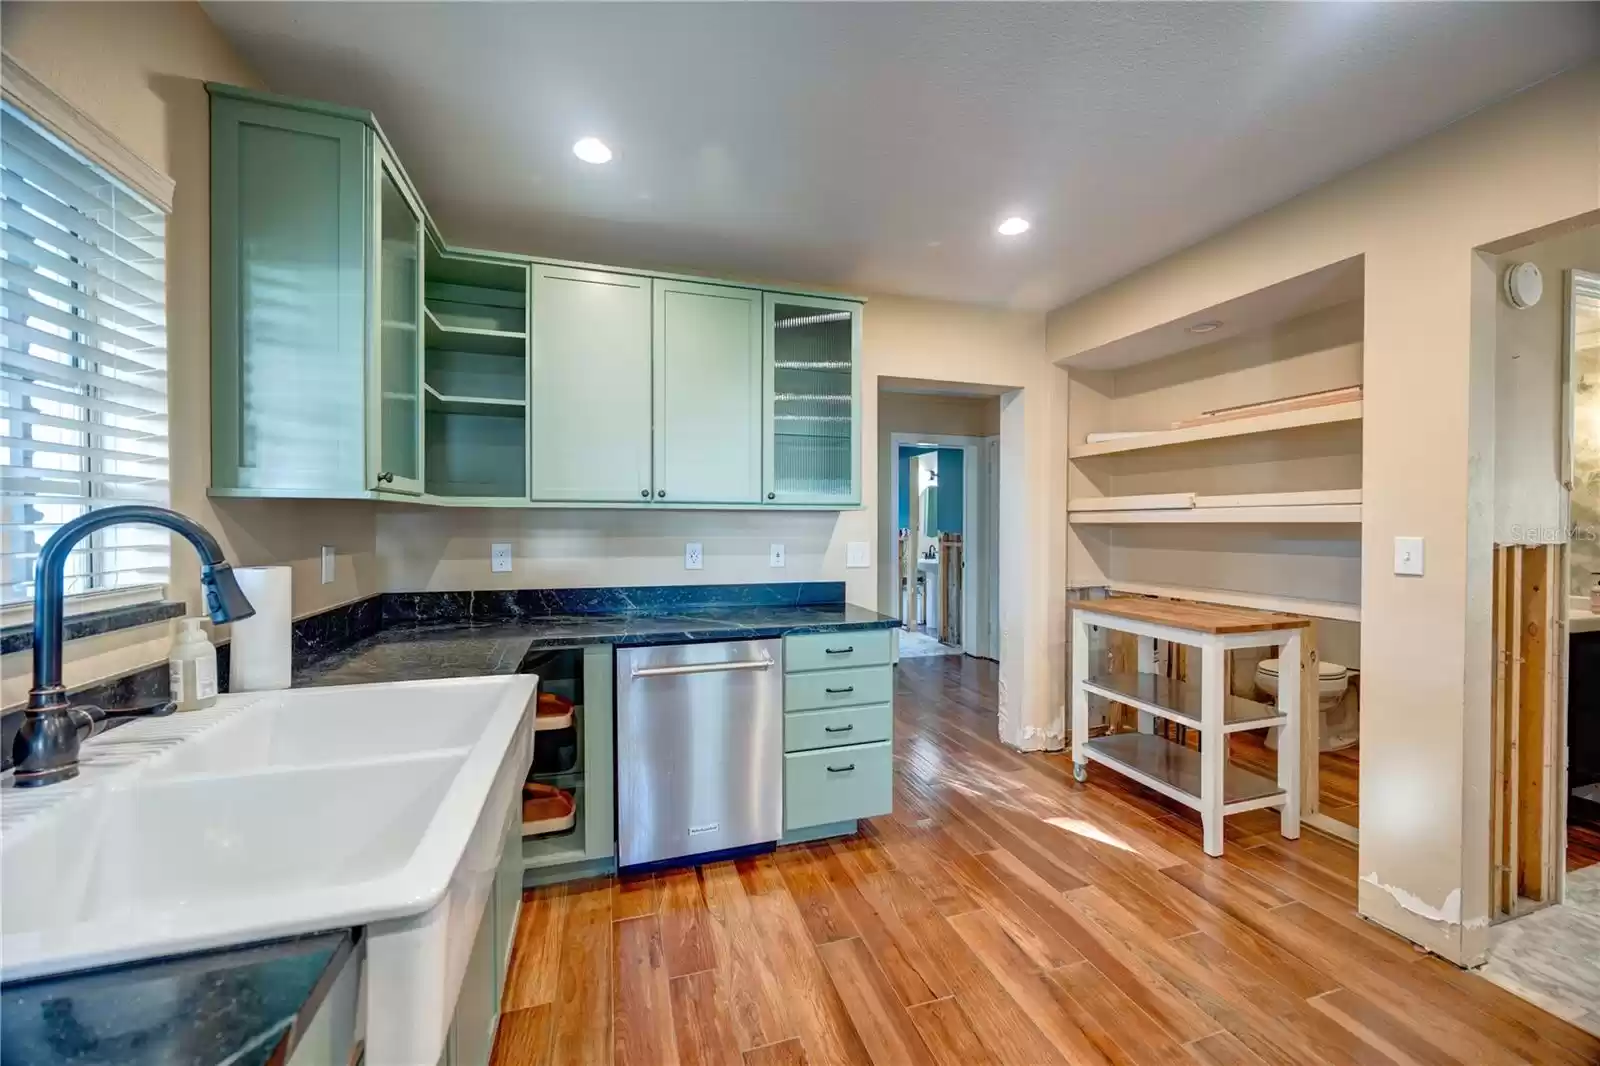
[1186,320,1223,334]
[572,137,612,164]
[997,217,1030,236]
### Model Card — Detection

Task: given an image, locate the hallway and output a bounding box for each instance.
[490,656,1600,1066]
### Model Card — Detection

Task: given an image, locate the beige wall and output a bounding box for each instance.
[0,1,379,706]
[1048,63,1600,964]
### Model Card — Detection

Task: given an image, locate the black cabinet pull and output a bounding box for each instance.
[824,724,854,733]
[824,646,854,655]
[825,686,854,694]
[377,472,394,484]
[767,492,776,500]
[826,763,856,774]
[657,489,666,498]
[640,489,649,498]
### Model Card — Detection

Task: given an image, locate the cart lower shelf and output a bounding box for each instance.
[1079,732,1285,815]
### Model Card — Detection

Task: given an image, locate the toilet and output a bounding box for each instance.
[1254,658,1356,752]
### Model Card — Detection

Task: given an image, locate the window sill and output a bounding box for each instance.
[0,600,188,656]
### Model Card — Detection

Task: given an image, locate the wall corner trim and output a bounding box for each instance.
[0,49,175,212]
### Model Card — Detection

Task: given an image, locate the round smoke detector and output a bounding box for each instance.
[1503,261,1543,310]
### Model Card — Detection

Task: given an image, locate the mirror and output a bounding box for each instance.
[1568,269,1600,599]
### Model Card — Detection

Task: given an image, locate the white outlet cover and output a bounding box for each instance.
[320,545,336,585]
[846,541,871,568]
[490,543,513,573]
[685,542,704,570]
[769,543,785,568]
[1394,536,1424,576]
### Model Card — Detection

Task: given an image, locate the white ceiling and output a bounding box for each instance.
[204,2,1599,310]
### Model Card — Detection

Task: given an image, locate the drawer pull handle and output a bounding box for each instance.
[824,724,854,733]
[826,763,856,773]
[825,646,854,655]
[825,686,854,694]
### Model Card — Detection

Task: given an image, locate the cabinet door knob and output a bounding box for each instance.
[767,492,776,500]
[657,489,666,498]
[640,489,650,498]
[377,472,394,484]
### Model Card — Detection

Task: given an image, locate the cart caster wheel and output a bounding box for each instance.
[1072,762,1087,783]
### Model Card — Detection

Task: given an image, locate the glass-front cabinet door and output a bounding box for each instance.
[762,293,862,505]
[369,143,424,494]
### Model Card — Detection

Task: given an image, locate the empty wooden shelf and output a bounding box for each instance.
[1069,399,1362,458]
[1083,671,1285,732]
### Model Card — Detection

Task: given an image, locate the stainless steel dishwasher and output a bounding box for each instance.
[615,639,783,868]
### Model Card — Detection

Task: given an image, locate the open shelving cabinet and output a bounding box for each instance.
[522,645,615,884]
[1063,260,1366,838]
[423,242,530,501]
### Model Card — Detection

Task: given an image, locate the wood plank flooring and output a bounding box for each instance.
[1231,729,1359,830]
[1571,821,1600,873]
[490,656,1600,1066]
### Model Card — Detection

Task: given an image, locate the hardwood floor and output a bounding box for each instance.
[491,655,1600,1066]
[1571,820,1600,872]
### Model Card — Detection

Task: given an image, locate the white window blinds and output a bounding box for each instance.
[0,101,169,605]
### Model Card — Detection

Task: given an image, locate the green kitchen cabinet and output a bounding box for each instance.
[528,266,653,502]
[763,293,863,505]
[210,85,423,498]
[652,279,762,504]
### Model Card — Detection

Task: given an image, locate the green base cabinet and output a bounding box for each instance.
[781,631,894,835]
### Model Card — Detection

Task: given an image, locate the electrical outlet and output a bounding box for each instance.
[320,545,336,585]
[491,543,513,573]
[685,542,704,570]
[1394,536,1424,576]
[770,543,785,568]
[846,541,871,568]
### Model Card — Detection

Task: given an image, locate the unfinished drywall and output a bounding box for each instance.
[1485,225,1600,576]
[0,0,380,707]
[1049,62,1600,964]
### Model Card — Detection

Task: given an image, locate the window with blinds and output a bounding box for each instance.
[0,101,169,605]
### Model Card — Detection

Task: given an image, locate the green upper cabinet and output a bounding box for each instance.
[529,266,652,502]
[653,280,761,504]
[371,141,425,495]
[210,86,421,498]
[763,293,863,505]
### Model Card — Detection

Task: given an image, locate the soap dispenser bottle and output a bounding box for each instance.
[169,617,219,711]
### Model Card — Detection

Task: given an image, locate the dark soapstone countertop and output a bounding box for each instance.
[294,600,898,687]
[0,930,353,1066]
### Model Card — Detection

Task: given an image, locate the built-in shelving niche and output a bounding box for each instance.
[423,244,529,501]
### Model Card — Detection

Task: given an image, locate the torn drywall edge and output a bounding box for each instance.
[1361,873,1464,926]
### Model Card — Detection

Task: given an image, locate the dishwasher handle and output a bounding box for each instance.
[630,656,776,679]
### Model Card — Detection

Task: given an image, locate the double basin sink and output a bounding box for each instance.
[1,675,537,1063]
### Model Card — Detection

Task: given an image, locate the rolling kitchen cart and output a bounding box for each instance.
[1069,597,1309,856]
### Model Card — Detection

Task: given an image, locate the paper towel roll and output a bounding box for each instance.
[229,566,292,691]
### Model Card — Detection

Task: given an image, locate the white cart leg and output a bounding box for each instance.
[1278,630,1303,840]
[1071,612,1090,781]
[1200,641,1226,857]
[1136,636,1160,734]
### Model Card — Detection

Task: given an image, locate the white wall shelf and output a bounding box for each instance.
[1069,400,1362,459]
[1070,503,1360,526]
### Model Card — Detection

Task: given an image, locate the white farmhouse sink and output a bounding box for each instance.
[0,674,536,1065]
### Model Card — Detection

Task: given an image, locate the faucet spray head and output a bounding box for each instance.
[200,562,256,624]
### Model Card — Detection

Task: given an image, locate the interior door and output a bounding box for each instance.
[762,293,861,504]
[653,280,761,504]
[529,266,653,501]
[370,142,424,494]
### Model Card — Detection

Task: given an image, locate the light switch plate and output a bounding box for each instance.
[490,543,513,573]
[846,541,871,568]
[685,542,704,570]
[769,543,785,568]
[1394,536,1424,576]
[320,545,336,585]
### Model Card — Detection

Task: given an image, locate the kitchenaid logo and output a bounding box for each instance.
[688,823,720,836]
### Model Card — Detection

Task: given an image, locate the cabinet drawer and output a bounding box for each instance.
[784,665,893,712]
[785,703,892,753]
[785,629,893,673]
[784,741,893,831]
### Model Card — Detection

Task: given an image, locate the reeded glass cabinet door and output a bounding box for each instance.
[370,145,424,494]
[762,293,861,504]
